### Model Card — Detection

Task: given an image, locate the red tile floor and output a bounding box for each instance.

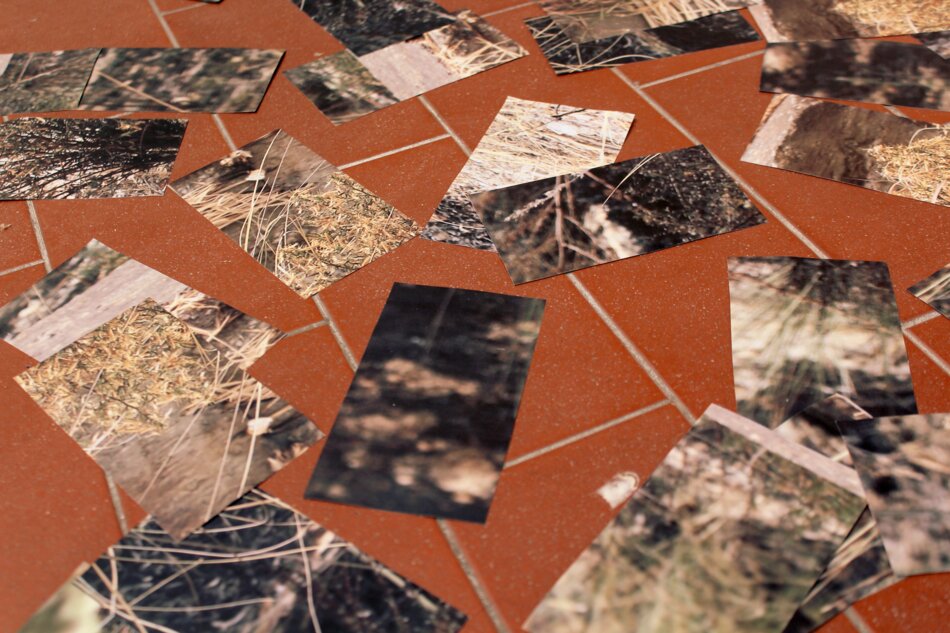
[1,1,949,631]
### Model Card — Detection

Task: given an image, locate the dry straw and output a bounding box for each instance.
[868,127,949,207]
[834,0,950,35]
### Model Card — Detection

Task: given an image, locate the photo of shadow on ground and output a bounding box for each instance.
[525,405,866,633]
[839,413,950,576]
[79,48,283,112]
[421,96,634,251]
[909,262,950,319]
[470,145,764,283]
[742,94,950,207]
[307,283,544,522]
[761,40,949,110]
[729,257,916,429]
[0,117,186,200]
[917,29,950,59]
[0,49,99,113]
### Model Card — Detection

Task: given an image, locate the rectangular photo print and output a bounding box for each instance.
[0,48,99,113]
[909,262,950,319]
[306,283,544,522]
[917,29,950,59]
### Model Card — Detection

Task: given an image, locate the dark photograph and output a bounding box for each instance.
[0,48,99,113]
[775,393,871,466]
[917,29,950,59]
[749,0,950,41]
[909,262,950,319]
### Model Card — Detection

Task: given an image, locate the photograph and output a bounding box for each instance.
[527,10,760,75]
[0,48,99,113]
[0,117,186,200]
[470,145,765,284]
[742,94,950,207]
[839,413,950,577]
[749,0,950,42]
[909,262,950,319]
[775,394,871,466]
[79,48,283,112]
[17,490,468,633]
[729,257,916,429]
[525,404,866,633]
[306,283,544,523]
[15,298,318,541]
[420,96,635,250]
[760,39,949,111]
[172,130,419,298]
[917,29,950,58]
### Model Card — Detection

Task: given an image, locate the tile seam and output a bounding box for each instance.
[905,328,950,378]
[25,201,52,272]
[901,310,939,329]
[211,114,238,152]
[418,95,473,156]
[161,3,207,16]
[284,319,328,337]
[0,259,44,278]
[337,133,452,169]
[146,0,181,47]
[103,473,130,534]
[638,48,765,89]
[481,0,538,17]
[312,295,358,371]
[844,606,876,633]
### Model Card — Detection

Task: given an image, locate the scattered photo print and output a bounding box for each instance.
[421,97,635,250]
[525,405,866,633]
[729,257,916,428]
[761,40,949,110]
[307,283,544,522]
[0,48,99,113]
[470,145,765,283]
[79,48,283,112]
[15,573,101,633]
[742,94,950,207]
[527,11,760,75]
[171,130,419,298]
[917,29,950,59]
[0,117,186,200]
[775,394,871,466]
[749,0,950,42]
[909,262,950,319]
[840,413,950,576]
[18,490,467,632]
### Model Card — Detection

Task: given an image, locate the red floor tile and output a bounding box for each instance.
[852,574,950,633]
[0,202,41,271]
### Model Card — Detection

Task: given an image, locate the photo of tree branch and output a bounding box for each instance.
[909,262,950,319]
[470,145,764,283]
[0,48,99,113]
[307,283,544,522]
[79,48,284,112]
[0,117,186,200]
[729,257,916,429]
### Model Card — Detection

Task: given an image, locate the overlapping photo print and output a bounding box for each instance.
[917,29,950,59]
[306,283,544,522]
[909,263,950,319]
[749,0,950,41]
[0,49,99,113]
[470,145,765,283]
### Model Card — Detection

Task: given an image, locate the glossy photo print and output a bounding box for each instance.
[171,130,419,298]
[742,95,950,207]
[470,145,764,283]
[909,263,950,319]
[525,405,866,633]
[0,48,99,113]
[749,0,950,41]
[306,283,544,522]
[917,29,950,58]
[729,257,916,428]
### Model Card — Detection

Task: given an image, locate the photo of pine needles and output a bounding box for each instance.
[420,97,635,250]
[79,48,283,112]
[172,130,419,298]
[742,95,950,207]
[470,145,764,283]
[917,29,950,58]
[525,405,866,633]
[909,262,950,318]
[307,283,544,522]
[840,413,950,576]
[749,0,950,41]
[729,257,916,428]
[761,40,949,110]
[0,117,186,200]
[0,48,99,113]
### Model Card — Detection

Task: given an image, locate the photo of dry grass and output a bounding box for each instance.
[909,262,950,319]
[742,95,950,207]
[172,130,419,298]
[0,117,186,200]
[470,145,764,283]
[839,413,950,576]
[0,48,99,113]
[761,40,949,110]
[307,283,544,522]
[917,29,950,58]
[775,394,871,466]
[729,257,916,428]
[421,97,635,250]
[525,405,866,633]
[749,0,950,42]
[79,48,283,112]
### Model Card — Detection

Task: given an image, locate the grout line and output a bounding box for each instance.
[0,259,44,277]
[161,2,207,16]
[844,607,875,633]
[504,399,671,469]
[25,201,52,272]
[418,95,472,157]
[638,49,765,89]
[568,273,697,423]
[103,472,130,535]
[437,519,512,633]
[905,328,950,377]
[312,295,358,371]
[211,114,238,152]
[481,0,537,17]
[902,310,939,330]
[337,134,452,169]
[285,319,328,337]
[146,0,181,47]
[884,105,907,119]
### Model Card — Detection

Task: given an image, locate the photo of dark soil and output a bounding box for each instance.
[0,117,186,200]
[471,145,764,284]
[0,49,99,113]
[526,405,866,633]
[909,262,950,319]
[761,40,949,110]
[917,29,950,59]
[729,257,916,429]
[79,48,283,112]
[307,283,544,522]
